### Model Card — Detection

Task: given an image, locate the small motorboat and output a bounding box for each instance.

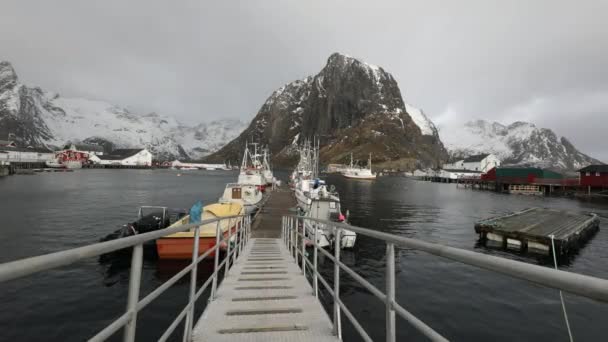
[99,206,188,261]
[156,202,244,260]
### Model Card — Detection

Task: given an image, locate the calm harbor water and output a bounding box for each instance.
[0,169,607,341]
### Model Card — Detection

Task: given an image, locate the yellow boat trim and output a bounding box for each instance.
[162,202,244,238]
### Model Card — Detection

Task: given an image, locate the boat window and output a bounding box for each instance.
[232,187,242,199]
[330,201,336,209]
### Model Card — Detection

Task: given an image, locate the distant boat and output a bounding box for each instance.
[45,160,65,168]
[343,153,376,180]
[237,143,266,191]
[46,159,82,169]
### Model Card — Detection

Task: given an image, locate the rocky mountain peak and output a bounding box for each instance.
[206,53,447,169]
[0,61,18,91]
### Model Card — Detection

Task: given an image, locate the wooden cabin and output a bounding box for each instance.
[579,165,608,189]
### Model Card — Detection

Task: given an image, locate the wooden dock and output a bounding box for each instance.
[475,207,600,256]
[193,187,338,341]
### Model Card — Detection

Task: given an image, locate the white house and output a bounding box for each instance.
[96,148,152,166]
[0,146,56,163]
[442,154,500,173]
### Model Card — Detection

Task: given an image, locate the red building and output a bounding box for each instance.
[579,165,608,188]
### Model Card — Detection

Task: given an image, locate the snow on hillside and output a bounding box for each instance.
[0,61,247,160]
[45,95,246,159]
[440,119,600,170]
[404,103,436,136]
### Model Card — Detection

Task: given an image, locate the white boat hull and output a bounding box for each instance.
[343,173,376,180]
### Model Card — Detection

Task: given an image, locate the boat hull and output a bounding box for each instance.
[343,174,376,180]
[156,236,219,260]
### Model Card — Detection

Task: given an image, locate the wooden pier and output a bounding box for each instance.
[475,207,600,256]
[193,188,337,341]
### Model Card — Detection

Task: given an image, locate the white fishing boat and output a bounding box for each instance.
[219,183,263,215]
[343,153,376,180]
[291,139,357,249]
[301,182,356,249]
[261,148,274,186]
[237,143,265,190]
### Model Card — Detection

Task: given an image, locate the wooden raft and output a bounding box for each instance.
[475,207,600,256]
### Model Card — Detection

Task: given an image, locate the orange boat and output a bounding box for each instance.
[156,202,244,260]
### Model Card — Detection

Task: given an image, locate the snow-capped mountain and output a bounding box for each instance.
[0,61,246,160]
[206,53,447,168]
[440,119,601,170]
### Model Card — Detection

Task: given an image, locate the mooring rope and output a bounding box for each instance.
[550,234,574,342]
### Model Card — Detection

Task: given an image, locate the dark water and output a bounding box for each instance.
[1,170,607,341]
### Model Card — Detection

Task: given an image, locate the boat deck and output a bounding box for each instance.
[192,238,338,342]
[475,207,600,255]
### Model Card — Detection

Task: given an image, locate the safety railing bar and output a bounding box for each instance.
[137,242,220,311]
[194,271,216,301]
[337,298,373,342]
[316,269,335,297]
[286,218,448,342]
[317,244,335,260]
[137,262,195,311]
[0,214,249,283]
[292,229,446,342]
[161,238,249,342]
[338,259,386,302]
[158,301,192,342]
[392,301,449,342]
[304,255,314,270]
[87,311,132,342]
[217,255,229,270]
[286,215,608,303]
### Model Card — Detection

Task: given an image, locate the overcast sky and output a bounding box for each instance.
[1,1,606,160]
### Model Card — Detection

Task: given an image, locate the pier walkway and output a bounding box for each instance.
[192,188,338,341]
[192,237,337,341]
[251,188,296,238]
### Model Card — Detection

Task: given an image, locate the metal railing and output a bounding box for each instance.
[0,214,252,342]
[282,215,608,342]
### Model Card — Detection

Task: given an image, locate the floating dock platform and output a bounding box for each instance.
[475,207,600,256]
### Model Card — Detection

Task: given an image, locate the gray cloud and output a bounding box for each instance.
[1,0,606,160]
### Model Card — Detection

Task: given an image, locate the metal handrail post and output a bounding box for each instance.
[246,215,251,242]
[294,218,298,265]
[301,217,306,275]
[333,228,342,339]
[235,218,242,263]
[224,221,232,280]
[313,221,318,298]
[240,216,245,254]
[386,243,396,342]
[183,226,201,342]
[289,217,293,253]
[211,221,221,300]
[123,244,143,342]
